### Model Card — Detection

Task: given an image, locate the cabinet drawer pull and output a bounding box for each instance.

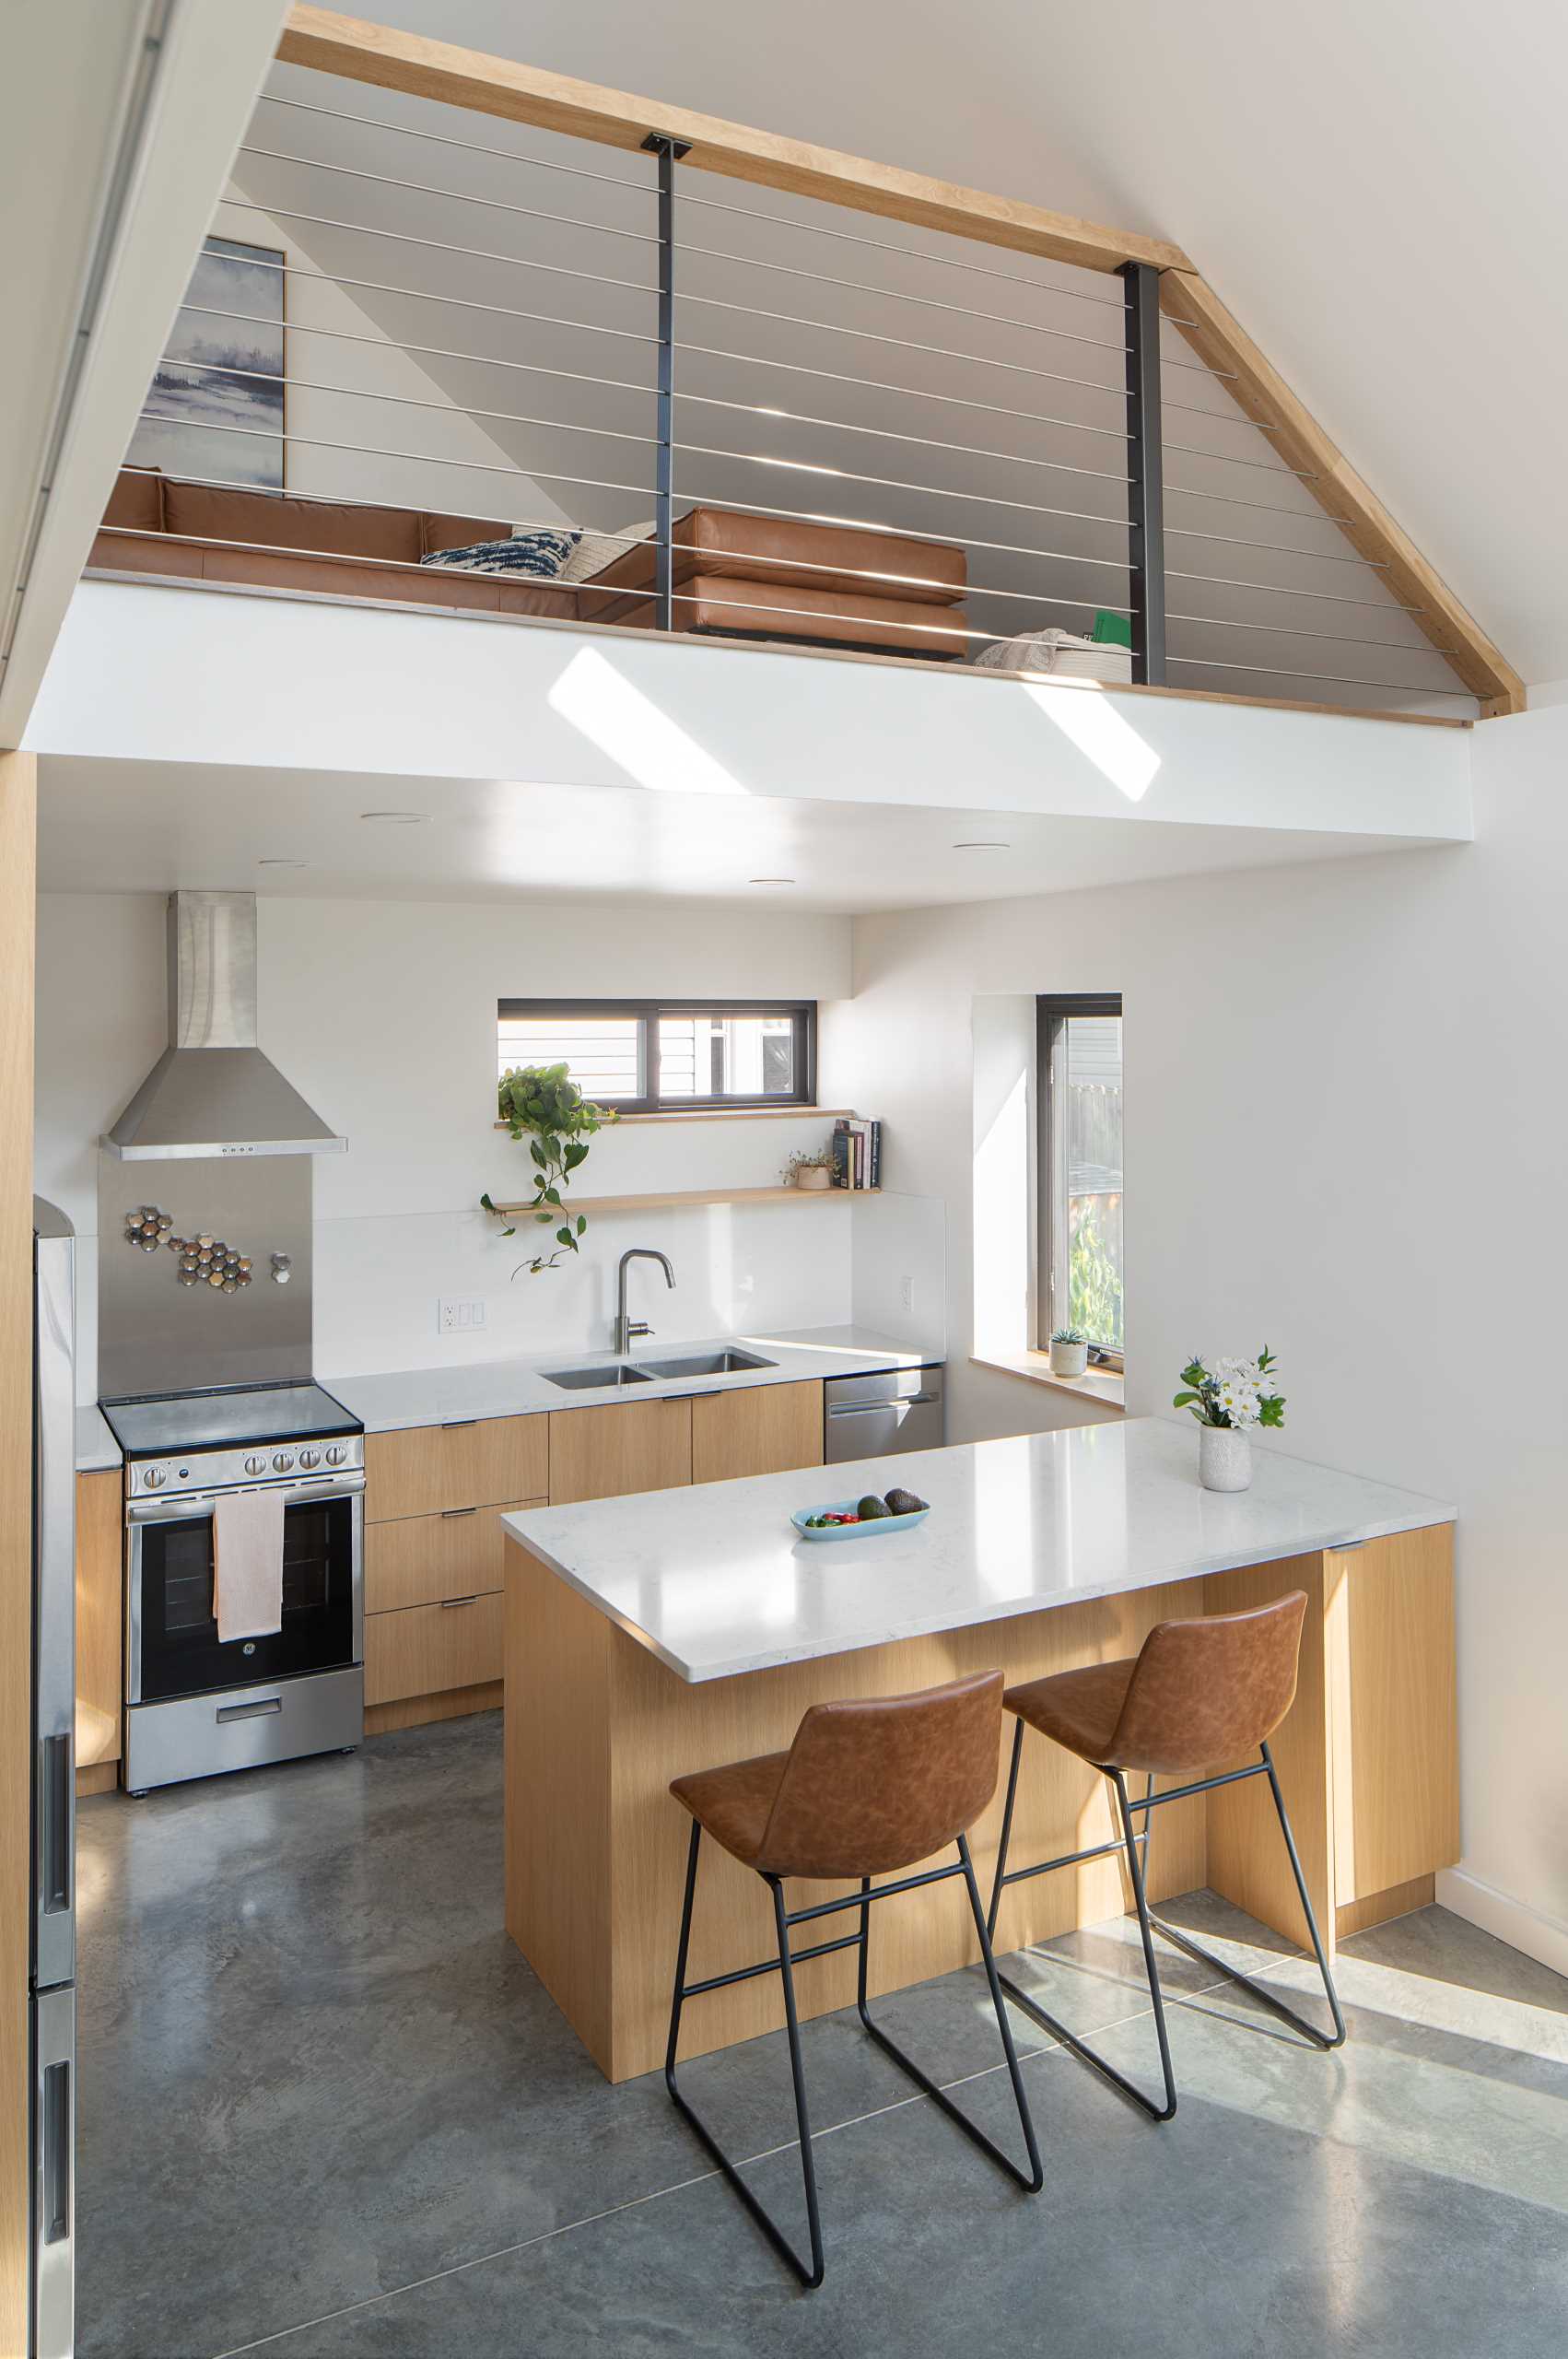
[441,1419,477,1430]
[440,1506,478,1519]
[439,1594,478,1610]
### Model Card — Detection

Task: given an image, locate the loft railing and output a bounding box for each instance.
[95,6,1521,720]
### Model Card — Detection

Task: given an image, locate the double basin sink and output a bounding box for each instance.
[542,1346,776,1391]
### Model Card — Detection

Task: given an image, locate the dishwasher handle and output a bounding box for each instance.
[826,1393,941,1415]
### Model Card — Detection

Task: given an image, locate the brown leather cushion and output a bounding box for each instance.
[583,506,965,609]
[672,1670,1003,1881]
[1007,1592,1308,1777]
[1006,1659,1136,1766]
[598,570,969,656]
[163,480,421,564]
[419,511,511,557]
[101,467,163,533]
[670,1750,789,1868]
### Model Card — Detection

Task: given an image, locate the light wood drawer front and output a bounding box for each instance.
[548,1398,692,1505]
[365,1591,503,1707]
[366,1414,548,1521]
[365,1498,545,1614]
[691,1380,824,1485]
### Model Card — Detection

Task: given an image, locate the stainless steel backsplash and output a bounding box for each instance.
[96,1153,313,1400]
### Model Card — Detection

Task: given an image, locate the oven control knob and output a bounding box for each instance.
[324,1443,348,1468]
[244,1454,267,1477]
[298,1447,322,1471]
[142,1464,168,1490]
[272,1450,296,1473]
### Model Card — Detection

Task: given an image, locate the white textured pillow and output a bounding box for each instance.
[557,520,657,584]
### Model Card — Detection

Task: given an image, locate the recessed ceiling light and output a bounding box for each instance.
[359,809,430,825]
[747,875,796,885]
[952,839,1012,850]
[257,857,307,869]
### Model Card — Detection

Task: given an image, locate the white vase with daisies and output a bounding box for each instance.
[1174,1348,1285,1492]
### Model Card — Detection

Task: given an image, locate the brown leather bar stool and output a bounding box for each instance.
[666,1669,1043,2289]
[987,1591,1345,2123]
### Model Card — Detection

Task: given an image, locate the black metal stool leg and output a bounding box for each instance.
[856,1841,1043,2190]
[1147,1743,1346,2050]
[991,1756,1180,2122]
[987,1718,1025,1940]
[664,1829,826,2288]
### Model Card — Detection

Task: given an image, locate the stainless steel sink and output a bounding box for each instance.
[636,1348,777,1379]
[541,1362,651,1391]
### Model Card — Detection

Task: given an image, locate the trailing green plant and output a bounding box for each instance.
[783,1146,834,1182]
[480,1063,616,1274]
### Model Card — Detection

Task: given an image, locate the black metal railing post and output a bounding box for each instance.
[1119,259,1166,685]
[642,133,690,631]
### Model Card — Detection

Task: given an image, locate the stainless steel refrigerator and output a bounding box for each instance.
[30,1202,75,2358]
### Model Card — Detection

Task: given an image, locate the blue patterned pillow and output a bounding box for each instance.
[420,529,579,579]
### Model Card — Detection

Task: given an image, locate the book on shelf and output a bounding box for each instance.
[832,1115,882,1189]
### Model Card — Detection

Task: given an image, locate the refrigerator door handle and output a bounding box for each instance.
[41,1732,72,1916]
[31,1985,75,2359]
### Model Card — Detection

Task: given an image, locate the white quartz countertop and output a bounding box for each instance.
[502,1417,1454,1684]
[75,1328,936,1467]
[328,1326,935,1434]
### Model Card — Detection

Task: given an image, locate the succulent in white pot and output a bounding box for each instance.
[1048,1326,1090,1378]
[1174,1348,1285,1492]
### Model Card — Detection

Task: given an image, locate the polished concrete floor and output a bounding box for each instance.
[76,1712,1568,2358]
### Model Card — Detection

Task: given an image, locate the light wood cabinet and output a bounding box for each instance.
[365,1496,545,1615]
[365,1591,504,1708]
[76,1469,123,1779]
[365,1414,547,1522]
[547,1398,693,1506]
[690,1379,823,1485]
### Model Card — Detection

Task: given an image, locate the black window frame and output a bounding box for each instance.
[1036,992,1124,1369]
[497,998,817,1115]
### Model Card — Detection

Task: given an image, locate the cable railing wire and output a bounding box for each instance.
[135,409,657,503]
[236,142,660,244]
[160,355,660,448]
[176,299,652,402]
[179,250,661,347]
[256,88,651,194]
[217,194,659,300]
[1164,652,1472,697]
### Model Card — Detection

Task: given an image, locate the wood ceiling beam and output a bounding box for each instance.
[1163,273,1525,716]
[277,6,1190,276]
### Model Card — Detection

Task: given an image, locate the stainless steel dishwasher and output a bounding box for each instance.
[823,1366,944,1461]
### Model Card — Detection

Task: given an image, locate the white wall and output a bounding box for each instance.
[37,888,927,1388]
[835,700,1568,1967]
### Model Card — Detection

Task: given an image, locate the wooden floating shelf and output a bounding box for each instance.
[489,1185,881,1216]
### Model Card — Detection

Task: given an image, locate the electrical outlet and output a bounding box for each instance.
[439,1297,487,1334]
[899,1273,916,1314]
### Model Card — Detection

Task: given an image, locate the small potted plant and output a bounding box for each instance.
[784,1147,834,1192]
[1173,1348,1285,1491]
[1048,1326,1089,1378]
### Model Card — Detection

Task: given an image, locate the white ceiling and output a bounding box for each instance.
[36,755,1431,914]
[329,0,1563,689]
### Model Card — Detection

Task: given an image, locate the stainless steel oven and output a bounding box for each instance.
[107,1383,366,1794]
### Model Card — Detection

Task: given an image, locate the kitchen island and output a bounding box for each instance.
[502,1419,1457,2082]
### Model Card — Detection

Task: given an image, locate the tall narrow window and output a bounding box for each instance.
[1037,995,1123,1366]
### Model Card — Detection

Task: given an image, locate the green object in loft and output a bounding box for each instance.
[1092,610,1133,648]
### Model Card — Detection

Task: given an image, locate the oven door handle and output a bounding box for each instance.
[127,1473,367,1524]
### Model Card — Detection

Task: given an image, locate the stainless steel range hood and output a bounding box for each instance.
[104,893,346,1160]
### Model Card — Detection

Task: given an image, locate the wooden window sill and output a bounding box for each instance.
[969,1350,1126,1411]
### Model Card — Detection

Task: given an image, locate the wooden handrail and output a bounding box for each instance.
[275,6,1525,716]
[277,7,1190,276]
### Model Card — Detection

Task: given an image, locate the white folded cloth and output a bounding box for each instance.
[214,1487,286,1642]
[975,626,1132,682]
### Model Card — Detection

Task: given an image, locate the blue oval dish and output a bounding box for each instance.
[791,1496,931,1543]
